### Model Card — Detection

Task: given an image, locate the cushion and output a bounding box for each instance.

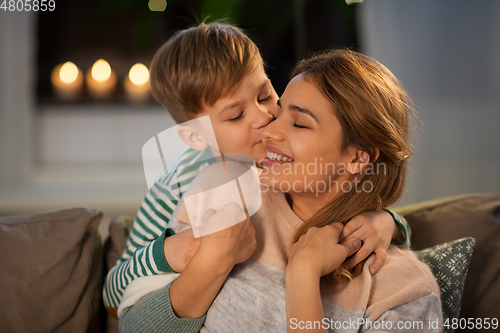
[103,215,134,272]
[416,237,475,333]
[394,194,500,324]
[0,208,103,333]
[102,215,134,333]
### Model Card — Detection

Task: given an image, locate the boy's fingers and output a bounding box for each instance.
[176,228,196,239]
[201,208,216,222]
[368,248,387,275]
[340,228,370,245]
[340,218,363,241]
[342,244,373,270]
[340,236,362,258]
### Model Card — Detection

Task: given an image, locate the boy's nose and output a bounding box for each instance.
[262,116,284,142]
[252,106,274,129]
[266,98,279,119]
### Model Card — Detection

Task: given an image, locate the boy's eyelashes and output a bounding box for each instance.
[228,111,245,121]
[258,95,271,103]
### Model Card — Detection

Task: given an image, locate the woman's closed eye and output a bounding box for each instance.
[293,122,309,129]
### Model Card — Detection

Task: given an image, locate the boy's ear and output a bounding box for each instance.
[177,125,208,151]
[346,148,380,174]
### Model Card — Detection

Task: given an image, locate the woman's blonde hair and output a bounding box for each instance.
[291,49,414,288]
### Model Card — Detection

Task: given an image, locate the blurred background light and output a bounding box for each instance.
[125,63,150,104]
[50,62,83,101]
[59,62,79,84]
[129,63,149,86]
[91,59,112,82]
[87,59,116,99]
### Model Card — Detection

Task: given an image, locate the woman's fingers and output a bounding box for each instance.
[325,222,344,240]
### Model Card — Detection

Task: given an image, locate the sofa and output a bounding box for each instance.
[0,193,499,333]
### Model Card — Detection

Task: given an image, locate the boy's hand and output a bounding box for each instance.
[339,210,396,275]
[195,203,257,273]
[163,228,200,273]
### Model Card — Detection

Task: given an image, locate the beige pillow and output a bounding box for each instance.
[0,208,103,333]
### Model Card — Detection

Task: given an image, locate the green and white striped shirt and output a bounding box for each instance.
[103,148,215,309]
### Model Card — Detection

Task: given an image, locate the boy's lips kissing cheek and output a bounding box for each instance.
[251,140,268,163]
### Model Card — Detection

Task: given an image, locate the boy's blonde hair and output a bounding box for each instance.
[150,22,262,123]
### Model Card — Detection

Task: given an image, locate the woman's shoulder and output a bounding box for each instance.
[320,247,442,328]
[379,246,439,289]
[325,247,440,314]
[365,246,441,319]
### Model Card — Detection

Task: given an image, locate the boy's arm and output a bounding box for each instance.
[340,210,412,274]
[383,209,411,247]
[103,148,214,314]
[103,224,176,314]
[169,204,256,319]
[120,204,256,333]
[103,182,179,313]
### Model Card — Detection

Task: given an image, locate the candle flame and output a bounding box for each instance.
[91,59,112,82]
[59,62,79,84]
[129,63,150,86]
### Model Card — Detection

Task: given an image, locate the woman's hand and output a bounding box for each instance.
[287,223,361,279]
[340,210,395,274]
[285,223,361,333]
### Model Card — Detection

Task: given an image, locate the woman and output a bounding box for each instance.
[120,49,441,332]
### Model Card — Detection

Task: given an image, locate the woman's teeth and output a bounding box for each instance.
[267,151,293,162]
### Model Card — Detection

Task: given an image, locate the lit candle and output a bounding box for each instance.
[86,59,116,100]
[124,63,151,104]
[51,62,83,101]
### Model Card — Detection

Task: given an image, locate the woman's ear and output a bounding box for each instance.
[177,126,208,151]
[346,148,379,174]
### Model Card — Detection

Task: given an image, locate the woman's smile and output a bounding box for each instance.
[262,145,294,167]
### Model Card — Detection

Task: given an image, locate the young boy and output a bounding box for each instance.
[103,22,410,317]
